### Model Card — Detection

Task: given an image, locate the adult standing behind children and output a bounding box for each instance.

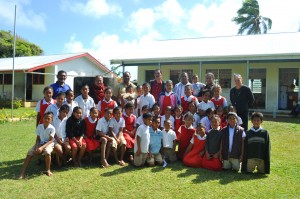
[230,74,254,130]
[50,70,71,99]
[89,75,106,105]
[113,71,136,105]
[149,69,165,102]
[174,72,192,98]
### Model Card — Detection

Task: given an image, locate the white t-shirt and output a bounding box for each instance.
[45,104,60,118]
[193,112,201,128]
[138,93,155,115]
[134,124,150,153]
[200,116,211,132]
[162,129,177,148]
[160,115,175,129]
[109,117,125,136]
[52,116,67,140]
[74,95,95,119]
[63,100,78,118]
[197,100,215,111]
[136,115,144,126]
[173,82,192,98]
[228,125,246,153]
[96,117,111,135]
[36,123,55,144]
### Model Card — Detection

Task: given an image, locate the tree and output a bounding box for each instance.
[232,0,272,35]
[0,30,43,58]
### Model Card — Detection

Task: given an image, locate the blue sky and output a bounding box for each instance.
[1,0,300,79]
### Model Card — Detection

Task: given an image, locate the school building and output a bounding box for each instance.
[111,32,300,113]
[0,52,116,105]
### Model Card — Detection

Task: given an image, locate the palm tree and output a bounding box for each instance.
[232,0,272,35]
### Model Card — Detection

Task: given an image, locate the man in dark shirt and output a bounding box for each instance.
[149,69,165,102]
[50,70,71,99]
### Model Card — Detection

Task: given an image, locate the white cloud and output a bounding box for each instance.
[155,0,185,25]
[128,8,156,35]
[0,0,46,31]
[62,0,122,18]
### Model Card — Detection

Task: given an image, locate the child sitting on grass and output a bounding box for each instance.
[242,112,270,174]
[19,112,55,179]
[109,107,127,166]
[66,106,87,167]
[183,123,206,168]
[133,113,153,167]
[147,116,163,166]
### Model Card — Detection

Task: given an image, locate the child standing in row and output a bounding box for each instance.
[183,123,206,168]
[20,112,55,179]
[160,106,175,130]
[242,112,270,174]
[162,119,177,164]
[74,85,95,119]
[138,83,155,116]
[174,105,183,141]
[211,84,228,109]
[133,113,153,167]
[197,89,215,118]
[158,80,180,115]
[45,92,65,118]
[148,116,163,166]
[221,112,246,172]
[63,90,78,118]
[66,106,87,167]
[36,86,55,126]
[181,85,199,114]
[97,87,118,118]
[109,107,127,166]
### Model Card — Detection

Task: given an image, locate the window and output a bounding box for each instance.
[145,70,155,83]
[32,69,45,85]
[170,69,193,85]
[206,69,231,88]
[248,69,266,109]
[0,74,12,84]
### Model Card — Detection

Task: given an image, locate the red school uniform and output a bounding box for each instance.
[122,113,136,149]
[99,99,117,118]
[211,96,226,108]
[38,98,56,124]
[183,134,206,168]
[84,117,100,152]
[178,125,196,160]
[161,95,171,115]
[174,116,183,141]
[181,96,197,114]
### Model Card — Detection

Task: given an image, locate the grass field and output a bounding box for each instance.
[0,117,299,198]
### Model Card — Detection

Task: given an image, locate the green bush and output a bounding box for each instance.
[0,98,22,109]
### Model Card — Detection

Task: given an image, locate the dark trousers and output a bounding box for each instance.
[237,110,249,130]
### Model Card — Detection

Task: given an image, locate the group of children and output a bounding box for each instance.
[19,77,270,179]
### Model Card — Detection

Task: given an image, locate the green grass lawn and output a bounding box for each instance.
[0,117,299,198]
[0,107,36,122]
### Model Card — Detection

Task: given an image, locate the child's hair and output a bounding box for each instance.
[44,111,54,118]
[213,84,222,92]
[125,84,133,92]
[43,86,53,94]
[164,119,171,124]
[90,107,98,113]
[184,112,194,120]
[216,106,223,112]
[165,106,172,111]
[197,123,206,129]
[113,106,122,114]
[73,106,82,113]
[251,112,263,121]
[202,89,211,97]
[104,107,113,113]
[81,84,89,90]
[143,112,153,119]
[59,104,70,112]
[227,112,238,119]
[192,74,198,79]
[104,87,112,93]
[65,89,74,96]
[124,102,134,109]
[165,80,173,85]
[142,105,149,112]
[205,108,214,115]
[184,84,192,90]
[188,100,196,106]
[175,105,183,112]
[137,85,143,89]
[211,114,221,123]
[152,116,160,123]
[56,92,66,98]
[142,82,150,87]
[152,103,160,110]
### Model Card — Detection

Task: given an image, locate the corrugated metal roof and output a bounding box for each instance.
[0,52,110,72]
[111,32,300,65]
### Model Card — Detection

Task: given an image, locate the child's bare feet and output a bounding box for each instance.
[101,159,110,168]
[44,170,53,177]
[119,160,126,166]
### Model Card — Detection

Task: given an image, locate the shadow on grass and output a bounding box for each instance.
[100,165,146,177]
[178,166,268,184]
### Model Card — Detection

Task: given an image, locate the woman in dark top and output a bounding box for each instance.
[66,106,87,167]
[230,74,254,130]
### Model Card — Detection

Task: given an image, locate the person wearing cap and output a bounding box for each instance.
[230,74,254,130]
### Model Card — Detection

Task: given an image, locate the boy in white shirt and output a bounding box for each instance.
[74,84,95,119]
[63,90,78,118]
[19,112,55,179]
[45,92,65,119]
[138,82,155,116]
[133,113,153,167]
[160,106,175,129]
[162,119,177,163]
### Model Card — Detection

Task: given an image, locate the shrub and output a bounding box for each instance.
[0,98,22,109]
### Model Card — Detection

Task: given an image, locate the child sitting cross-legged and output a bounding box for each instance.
[133,113,153,167]
[183,123,206,168]
[109,107,127,166]
[147,116,163,166]
[19,112,56,179]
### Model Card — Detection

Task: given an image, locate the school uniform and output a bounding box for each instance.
[178,125,196,160]
[183,134,206,168]
[74,95,95,119]
[35,98,55,124]
[134,124,151,166]
[122,113,136,149]
[162,129,177,162]
[84,116,99,152]
[97,98,118,118]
